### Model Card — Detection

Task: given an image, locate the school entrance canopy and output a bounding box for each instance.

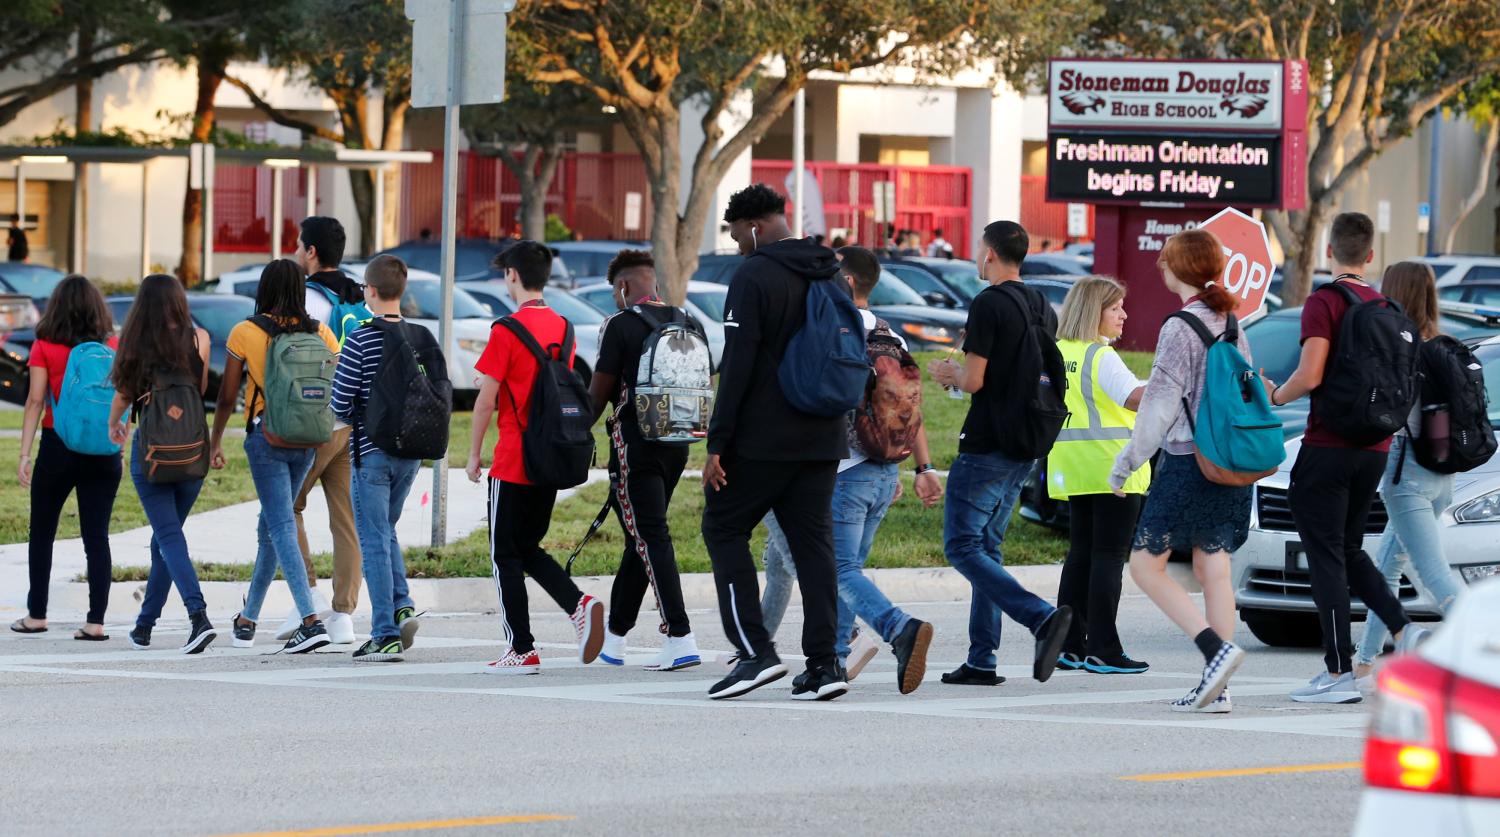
[0,145,432,279]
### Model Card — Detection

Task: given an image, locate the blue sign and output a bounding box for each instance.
[1418,202,1431,219]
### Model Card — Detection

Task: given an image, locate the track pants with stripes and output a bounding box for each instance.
[606,432,691,638]
[488,478,585,655]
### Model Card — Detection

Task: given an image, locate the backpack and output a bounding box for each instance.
[308,281,373,347]
[50,341,121,456]
[987,282,1069,461]
[778,276,869,417]
[1408,335,1496,474]
[853,320,922,463]
[1312,282,1421,446]
[136,366,209,484]
[627,305,714,443]
[247,316,335,448]
[497,316,595,489]
[359,320,453,465]
[1167,311,1285,486]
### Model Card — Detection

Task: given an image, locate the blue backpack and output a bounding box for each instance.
[308,281,372,347]
[50,342,122,456]
[779,276,869,417]
[1168,311,1284,486]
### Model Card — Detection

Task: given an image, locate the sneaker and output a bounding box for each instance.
[231,613,256,649]
[275,590,333,640]
[325,612,357,646]
[1084,654,1149,674]
[845,630,880,682]
[645,633,701,672]
[1195,641,1246,708]
[272,605,302,641]
[1395,625,1431,656]
[571,595,605,664]
[181,612,217,655]
[1032,606,1074,682]
[1289,670,1362,704]
[940,664,1006,686]
[791,664,849,701]
[284,620,331,654]
[353,636,404,663]
[128,625,151,650]
[600,629,627,666]
[717,651,740,672]
[1357,674,1377,699]
[1056,652,1086,671]
[396,607,421,650]
[891,619,934,695]
[1171,685,1232,713]
[485,648,540,675]
[708,652,788,700]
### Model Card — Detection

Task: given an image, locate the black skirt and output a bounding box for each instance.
[1132,452,1251,555]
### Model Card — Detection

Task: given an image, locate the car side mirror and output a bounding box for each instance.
[923,291,955,308]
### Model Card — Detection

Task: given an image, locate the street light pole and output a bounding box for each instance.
[431,0,466,549]
[793,87,805,239]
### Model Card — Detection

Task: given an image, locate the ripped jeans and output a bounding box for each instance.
[1356,436,1463,666]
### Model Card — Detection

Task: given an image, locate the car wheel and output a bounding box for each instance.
[1241,608,1324,648]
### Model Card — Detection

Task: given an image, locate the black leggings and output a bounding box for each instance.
[1057,492,1143,659]
[28,429,122,623]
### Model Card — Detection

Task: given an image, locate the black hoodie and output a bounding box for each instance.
[306,268,364,304]
[706,237,849,462]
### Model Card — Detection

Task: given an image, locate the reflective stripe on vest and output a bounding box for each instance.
[1048,340,1150,499]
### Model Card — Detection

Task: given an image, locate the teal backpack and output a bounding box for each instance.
[50,341,122,456]
[247,316,335,447]
[308,281,372,348]
[1168,311,1284,486]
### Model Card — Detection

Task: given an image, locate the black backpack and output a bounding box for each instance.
[358,320,453,466]
[1312,282,1421,446]
[497,316,595,489]
[987,282,1069,460]
[136,366,209,484]
[1409,335,1496,474]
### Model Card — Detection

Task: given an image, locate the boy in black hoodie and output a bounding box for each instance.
[702,184,849,702]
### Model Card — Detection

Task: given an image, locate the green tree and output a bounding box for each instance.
[509,0,1086,303]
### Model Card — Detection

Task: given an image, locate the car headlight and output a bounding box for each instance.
[456,338,486,354]
[1454,489,1500,523]
[900,323,955,344]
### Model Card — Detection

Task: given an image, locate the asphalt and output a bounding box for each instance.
[0,592,1368,837]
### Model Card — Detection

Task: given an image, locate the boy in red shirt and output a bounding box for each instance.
[466,241,605,674]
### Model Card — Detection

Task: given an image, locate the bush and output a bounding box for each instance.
[544,213,573,242]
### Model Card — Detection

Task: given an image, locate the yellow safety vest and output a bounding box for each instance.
[1047,339,1150,499]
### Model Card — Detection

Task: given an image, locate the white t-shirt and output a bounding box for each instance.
[839,309,909,473]
[305,287,333,324]
[1095,346,1145,408]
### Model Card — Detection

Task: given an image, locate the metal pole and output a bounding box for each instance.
[71,165,84,273]
[270,167,284,259]
[140,161,151,279]
[793,87,805,239]
[202,145,215,283]
[373,166,385,253]
[432,0,465,549]
[14,163,25,233]
[1427,112,1443,256]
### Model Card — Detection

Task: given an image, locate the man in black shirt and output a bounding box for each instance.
[587,250,702,672]
[927,220,1073,687]
[701,184,849,701]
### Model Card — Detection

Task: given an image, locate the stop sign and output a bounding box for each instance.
[1199,207,1274,323]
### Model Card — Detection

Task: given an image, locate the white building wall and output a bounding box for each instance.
[832,85,955,163]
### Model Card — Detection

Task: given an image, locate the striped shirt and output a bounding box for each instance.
[330,319,392,459]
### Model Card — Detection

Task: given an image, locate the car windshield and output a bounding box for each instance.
[1021,257,1088,276]
[401,281,491,319]
[919,262,985,298]
[0,264,67,299]
[868,271,927,307]
[573,286,614,311]
[384,245,496,278]
[190,297,256,342]
[886,266,948,299]
[1440,285,1500,305]
[1440,313,1500,341]
[686,289,727,322]
[1244,313,1303,385]
[543,288,603,324]
[556,250,622,279]
[1476,343,1500,422]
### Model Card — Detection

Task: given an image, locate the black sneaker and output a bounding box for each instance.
[1057,652,1086,671]
[708,651,788,700]
[1032,606,1074,683]
[353,636,404,663]
[791,664,849,701]
[181,612,217,655]
[891,619,934,695]
[940,663,1005,686]
[284,620,331,654]
[231,613,256,648]
[1084,654,1149,674]
[128,625,151,650]
[396,607,421,650]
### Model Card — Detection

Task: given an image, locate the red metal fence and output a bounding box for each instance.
[1020,174,1093,246]
[212,166,309,253]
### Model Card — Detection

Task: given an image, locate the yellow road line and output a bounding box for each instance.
[1120,761,1362,782]
[208,814,575,837]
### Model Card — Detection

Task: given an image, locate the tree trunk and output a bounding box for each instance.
[179,61,223,287]
[1446,117,1500,254]
[335,93,376,256]
[348,168,376,256]
[380,102,408,251]
[73,24,93,276]
[527,144,564,242]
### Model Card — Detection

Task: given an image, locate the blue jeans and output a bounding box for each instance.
[759,512,795,637]
[833,461,909,656]
[241,428,318,623]
[352,451,420,641]
[130,431,206,627]
[943,451,1056,670]
[1357,436,1462,665]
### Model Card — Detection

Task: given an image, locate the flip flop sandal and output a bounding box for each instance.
[73,629,109,642]
[9,619,47,634]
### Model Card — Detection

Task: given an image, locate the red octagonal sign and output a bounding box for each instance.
[1200,207,1274,323]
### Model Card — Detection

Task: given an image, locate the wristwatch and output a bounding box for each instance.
[915,463,936,475]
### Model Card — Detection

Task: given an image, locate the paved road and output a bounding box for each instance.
[0,592,1366,836]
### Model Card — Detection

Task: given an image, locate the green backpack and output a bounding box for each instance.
[247,315,335,447]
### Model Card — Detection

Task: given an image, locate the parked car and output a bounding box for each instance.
[572,280,727,367]
[1439,281,1500,307]
[373,238,574,286]
[880,260,968,308]
[458,281,600,386]
[385,278,505,407]
[0,263,67,309]
[1063,242,1094,269]
[550,241,647,286]
[1025,277,1079,314]
[1419,254,1500,286]
[1020,253,1090,278]
[101,293,255,406]
[1353,577,1500,837]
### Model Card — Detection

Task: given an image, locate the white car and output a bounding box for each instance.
[1232,335,1500,648]
[456,280,601,385]
[1353,576,1500,836]
[571,279,727,368]
[1420,255,1500,287]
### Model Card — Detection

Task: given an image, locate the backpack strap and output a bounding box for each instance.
[630,304,689,387]
[307,280,341,306]
[1323,280,1363,307]
[1165,310,1218,347]
[494,316,576,423]
[994,281,1046,327]
[244,315,285,430]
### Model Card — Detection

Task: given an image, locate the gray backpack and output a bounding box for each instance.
[627,305,713,443]
[247,315,335,448]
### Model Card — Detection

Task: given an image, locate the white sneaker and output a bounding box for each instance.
[1289,670,1362,704]
[1171,685,1232,713]
[1395,625,1431,655]
[325,612,357,646]
[273,605,302,641]
[845,630,880,682]
[645,633,702,672]
[274,589,333,640]
[600,629,627,666]
[1194,641,1245,708]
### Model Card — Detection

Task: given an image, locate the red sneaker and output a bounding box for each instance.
[572,595,605,664]
[485,648,540,675]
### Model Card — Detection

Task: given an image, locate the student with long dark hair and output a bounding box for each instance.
[13,275,119,639]
[210,259,339,654]
[106,274,218,653]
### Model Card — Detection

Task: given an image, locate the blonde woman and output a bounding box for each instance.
[1050,276,1150,675]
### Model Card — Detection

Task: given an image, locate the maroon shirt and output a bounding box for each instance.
[1300,279,1392,452]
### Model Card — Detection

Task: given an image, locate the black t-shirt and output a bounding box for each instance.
[958,281,1058,455]
[596,303,702,444]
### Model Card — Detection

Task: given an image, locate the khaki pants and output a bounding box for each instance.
[294,427,362,614]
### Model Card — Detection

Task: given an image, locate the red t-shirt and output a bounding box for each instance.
[28,336,120,430]
[474,304,576,484]
[1300,280,1391,452]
